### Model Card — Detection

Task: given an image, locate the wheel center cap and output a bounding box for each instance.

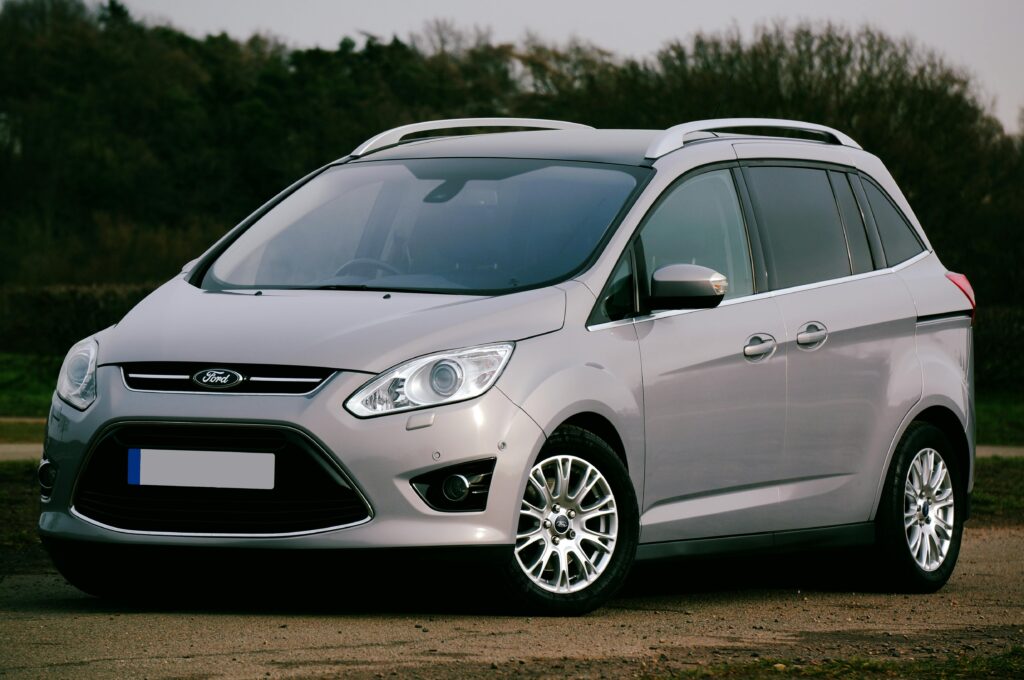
[552,514,570,534]
[922,500,931,518]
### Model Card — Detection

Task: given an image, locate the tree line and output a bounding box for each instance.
[1,0,1021,305]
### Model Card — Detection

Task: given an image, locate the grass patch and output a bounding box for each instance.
[0,420,45,443]
[0,460,49,573]
[0,353,60,418]
[976,393,1024,446]
[0,462,44,573]
[668,648,1024,678]
[0,460,38,550]
[972,457,1024,527]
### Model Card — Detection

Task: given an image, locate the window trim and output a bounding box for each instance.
[618,248,930,328]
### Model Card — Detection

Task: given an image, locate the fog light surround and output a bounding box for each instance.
[38,459,58,497]
[411,458,496,512]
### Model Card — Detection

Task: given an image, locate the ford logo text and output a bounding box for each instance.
[191,368,244,389]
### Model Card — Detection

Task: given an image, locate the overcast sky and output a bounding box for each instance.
[121,0,1024,133]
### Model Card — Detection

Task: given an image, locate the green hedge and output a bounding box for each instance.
[0,284,156,356]
[975,305,1022,393]
[0,285,1020,392]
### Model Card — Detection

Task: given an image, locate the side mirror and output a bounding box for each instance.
[650,264,728,310]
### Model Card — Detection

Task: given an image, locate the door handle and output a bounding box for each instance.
[743,334,776,360]
[796,321,828,348]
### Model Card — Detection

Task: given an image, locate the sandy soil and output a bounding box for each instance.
[0,526,1021,678]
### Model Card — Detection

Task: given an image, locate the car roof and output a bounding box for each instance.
[348,129,666,166]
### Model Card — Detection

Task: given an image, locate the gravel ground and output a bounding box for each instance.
[0,526,1020,678]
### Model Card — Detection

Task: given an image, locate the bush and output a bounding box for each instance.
[975,305,1023,392]
[0,283,156,355]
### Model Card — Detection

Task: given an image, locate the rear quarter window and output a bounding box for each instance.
[862,179,925,266]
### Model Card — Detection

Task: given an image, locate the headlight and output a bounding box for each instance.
[56,337,98,410]
[345,343,514,417]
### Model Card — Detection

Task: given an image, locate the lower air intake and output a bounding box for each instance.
[73,424,370,535]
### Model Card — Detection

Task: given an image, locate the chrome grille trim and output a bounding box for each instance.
[120,363,337,396]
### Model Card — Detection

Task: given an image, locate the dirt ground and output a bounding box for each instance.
[0,526,1021,678]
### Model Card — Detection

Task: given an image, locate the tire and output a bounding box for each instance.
[502,425,639,615]
[876,421,965,593]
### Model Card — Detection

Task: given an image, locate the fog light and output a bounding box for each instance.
[410,458,496,512]
[38,460,57,494]
[441,474,470,502]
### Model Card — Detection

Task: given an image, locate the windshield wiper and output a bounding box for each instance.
[306,284,372,291]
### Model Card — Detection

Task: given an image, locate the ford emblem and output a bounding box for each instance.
[191,368,244,389]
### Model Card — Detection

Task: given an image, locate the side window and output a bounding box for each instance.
[745,166,852,289]
[590,253,635,324]
[829,171,874,274]
[637,169,754,301]
[862,179,925,266]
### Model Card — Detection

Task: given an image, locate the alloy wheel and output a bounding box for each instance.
[903,447,955,572]
[514,455,618,593]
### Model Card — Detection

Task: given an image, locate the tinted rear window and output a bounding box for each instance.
[863,180,924,265]
[204,159,647,294]
[745,166,851,289]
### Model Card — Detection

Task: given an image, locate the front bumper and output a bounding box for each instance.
[39,366,545,549]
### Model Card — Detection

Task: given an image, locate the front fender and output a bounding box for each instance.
[496,317,645,506]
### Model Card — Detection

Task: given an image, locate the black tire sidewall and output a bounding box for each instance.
[502,425,639,615]
[878,422,964,592]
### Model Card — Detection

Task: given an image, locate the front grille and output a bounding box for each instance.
[121,362,335,395]
[73,424,371,535]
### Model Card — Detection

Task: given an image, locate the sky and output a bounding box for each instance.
[121,0,1024,133]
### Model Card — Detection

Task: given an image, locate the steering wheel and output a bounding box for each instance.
[335,258,402,277]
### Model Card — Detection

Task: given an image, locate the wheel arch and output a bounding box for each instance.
[872,398,973,520]
[552,412,628,470]
[914,405,972,495]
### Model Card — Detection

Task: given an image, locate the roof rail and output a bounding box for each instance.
[351,117,593,157]
[645,118,862,158]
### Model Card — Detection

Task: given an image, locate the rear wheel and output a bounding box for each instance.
[503,426,638,615]
[876,422,964,592]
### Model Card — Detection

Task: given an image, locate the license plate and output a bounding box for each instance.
[127,448,275,490]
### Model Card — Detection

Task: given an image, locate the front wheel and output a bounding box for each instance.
[876,422,965,592]
[502,426,639,615]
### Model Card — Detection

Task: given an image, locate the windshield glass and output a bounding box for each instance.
[204,159,647,294]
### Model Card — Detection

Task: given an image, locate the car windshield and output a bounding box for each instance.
[204,158,647,294]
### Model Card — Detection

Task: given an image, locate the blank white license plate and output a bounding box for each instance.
[127,448,275,490]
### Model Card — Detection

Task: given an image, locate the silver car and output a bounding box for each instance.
[40,118,976,614]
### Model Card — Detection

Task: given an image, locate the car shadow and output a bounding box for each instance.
[6,545,886,618]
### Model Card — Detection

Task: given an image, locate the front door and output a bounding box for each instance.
[635,168,788,543]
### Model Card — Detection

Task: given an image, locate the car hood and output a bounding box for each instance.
[98,278,566,373]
